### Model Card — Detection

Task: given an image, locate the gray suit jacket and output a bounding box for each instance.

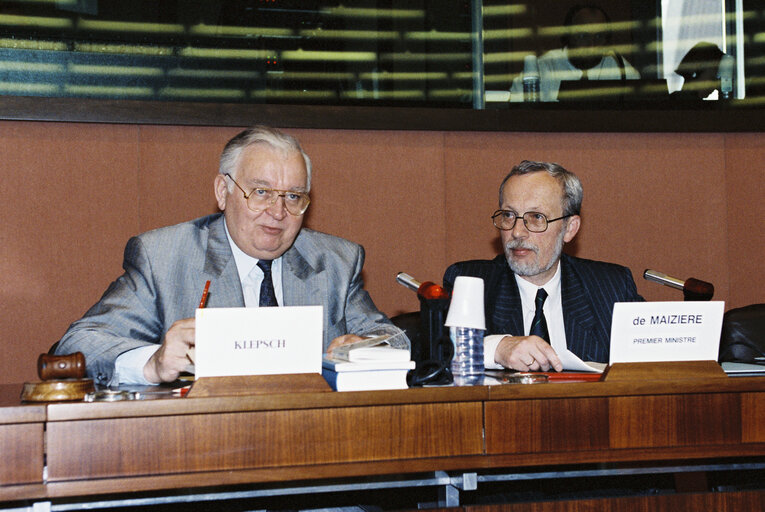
[56,214,404,385]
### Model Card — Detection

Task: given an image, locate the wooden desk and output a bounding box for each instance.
[3,362,765,509]
[0,385,46,502]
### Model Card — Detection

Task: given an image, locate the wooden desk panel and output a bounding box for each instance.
[0,385,45,486]
[0,423,44,486]
[485,397,610,455]
[742,392,765,443]
[484,387,761,457]
[47,401,483,481]
[609,393,742,449]
[6,367,765,505]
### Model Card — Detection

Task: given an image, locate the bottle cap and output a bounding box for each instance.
[444,276,486,329]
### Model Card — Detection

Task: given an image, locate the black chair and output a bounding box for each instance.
[391,298,454,386]
[718,303,765,362]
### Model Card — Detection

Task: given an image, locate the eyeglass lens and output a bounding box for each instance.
[493,211,548,232]
[247,189,309,215]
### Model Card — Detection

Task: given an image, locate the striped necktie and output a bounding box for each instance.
[256,260,278,307]
[529,288,549,342]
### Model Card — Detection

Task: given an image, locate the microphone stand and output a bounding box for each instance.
[643,269,715,301]
[396,272,451,365]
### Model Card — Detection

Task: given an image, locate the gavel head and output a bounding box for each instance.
[38,352,86,381]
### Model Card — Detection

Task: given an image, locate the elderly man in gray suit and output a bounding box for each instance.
[56,126,406,387]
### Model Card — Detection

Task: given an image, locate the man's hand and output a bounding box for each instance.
[143,318,195,383]
[326,334,364,355]
[494,335,563,372]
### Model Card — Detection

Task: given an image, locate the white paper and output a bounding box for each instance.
[609,301,724,364]
[194,306,323,378]
[558,349,606,373]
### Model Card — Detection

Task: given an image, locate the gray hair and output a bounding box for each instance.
[498,160,583,216]
[219,125,312,191]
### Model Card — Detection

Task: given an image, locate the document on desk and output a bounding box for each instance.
[194,305,323,378]
[559,349,606,373]
[330,331,410,363]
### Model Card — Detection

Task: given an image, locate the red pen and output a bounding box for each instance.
[198,280,211,308]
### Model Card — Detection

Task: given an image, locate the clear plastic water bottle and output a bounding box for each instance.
[450,326,484,386]
[522,55,540,103]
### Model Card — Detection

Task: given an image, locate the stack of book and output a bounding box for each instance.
[322,335,415,391]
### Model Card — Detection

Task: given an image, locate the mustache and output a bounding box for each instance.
[505,240,539,254]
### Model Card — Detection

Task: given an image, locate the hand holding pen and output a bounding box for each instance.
[187,280,211,365]
[142,281,210,383]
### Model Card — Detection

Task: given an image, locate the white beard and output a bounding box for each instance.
[504,227,566,277]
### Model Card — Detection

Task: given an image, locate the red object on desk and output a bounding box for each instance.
[543,372,603,382]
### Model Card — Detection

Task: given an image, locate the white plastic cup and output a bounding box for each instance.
[445,276,486,330]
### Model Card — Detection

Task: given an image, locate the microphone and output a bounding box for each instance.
[396,272,450,300]
[396,272,453,385]
[643,269,714,301]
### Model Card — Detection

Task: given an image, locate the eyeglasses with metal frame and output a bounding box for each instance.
[224,173,310,216]
[491,210,572,232]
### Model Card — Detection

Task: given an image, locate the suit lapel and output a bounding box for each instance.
[202,215,244,308]
[281,235,325,308]
[489,257,525,337]
[560,255,597,358]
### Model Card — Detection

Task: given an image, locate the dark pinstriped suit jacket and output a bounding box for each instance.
[443,253,644,363]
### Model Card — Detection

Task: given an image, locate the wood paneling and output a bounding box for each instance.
[0,385,45,486]
[609,393,741,449]
[742,392,765,443]
[0,121,763,388]
[4,375,765,504]
[46,402,483,481]
[485,398,610,454]
[0,423,43,485]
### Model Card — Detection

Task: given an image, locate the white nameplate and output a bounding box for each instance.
[194,306,323,379]
[609,301,724,364]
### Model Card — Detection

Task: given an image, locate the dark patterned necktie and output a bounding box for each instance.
[529,288,549,342]
[256,260,278,307]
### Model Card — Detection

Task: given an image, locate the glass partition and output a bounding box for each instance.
[0,0,763,126]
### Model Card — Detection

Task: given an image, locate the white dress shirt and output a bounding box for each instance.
[484,262,567,369]
[227,223,284,308]
[510,47,640,102]
[114,219,283,384]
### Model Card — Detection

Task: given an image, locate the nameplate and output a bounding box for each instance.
[195,306,323,379]
[609,301,724,364]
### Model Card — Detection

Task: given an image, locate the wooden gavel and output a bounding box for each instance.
[38,352,86,381]
[21,352,94,402]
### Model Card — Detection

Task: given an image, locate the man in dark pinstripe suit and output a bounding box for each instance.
[443,160,643,373]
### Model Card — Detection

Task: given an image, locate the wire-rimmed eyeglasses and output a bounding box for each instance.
[225,173,310,216]
[492,210,572,233]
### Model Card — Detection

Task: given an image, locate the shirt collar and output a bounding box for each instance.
[223,218,280,282]
[514,260,562,311]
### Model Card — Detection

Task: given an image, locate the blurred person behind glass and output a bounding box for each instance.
[671,42,731,101]
[510,4,640,102]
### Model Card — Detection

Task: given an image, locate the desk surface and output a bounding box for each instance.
[2,362,765,505]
